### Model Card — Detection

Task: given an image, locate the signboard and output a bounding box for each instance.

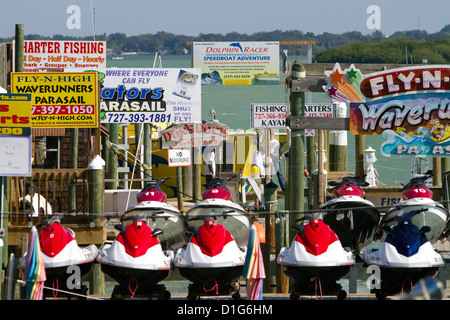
[0,93,32,176]
[160,121,228,149]
[325,63,450,157]
[168,149,191,167]
[99,68,201,124]
[11,72,99,128]
[193,42,279,85]
[251,103,286,128]
[0,93,32,135]
[303,103,337,136]
[19,40,106,71]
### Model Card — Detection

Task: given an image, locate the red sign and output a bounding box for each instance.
[360,66,450,99]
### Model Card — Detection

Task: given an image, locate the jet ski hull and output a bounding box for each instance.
[124,202,188,250]
[101,264,170,290]
[318,196,380,251]
[185,199,251,247]
[378,198,450,244]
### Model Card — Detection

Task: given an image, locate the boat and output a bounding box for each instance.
[122,178,188,250]
[96,218,173,299]
[184,178,251,247]
[375,173,450,244]
[174,217,247,300]
[313,176,380,253]
[277,218,355,300]
[111,56,124,60]
[362,209,445,299]
[21,218,99,298]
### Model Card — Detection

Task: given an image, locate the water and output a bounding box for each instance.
[107,54,414,186]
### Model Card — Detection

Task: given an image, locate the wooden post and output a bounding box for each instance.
[263,182,277,293]
[330,102,348,171]
[355,136,365,178]
[144,124,152,180]
[176,166,184,212]
[87,155,105,295]
[288,61,306,233]
[106,124,119,189]
[193,146,202,203]
[69,128,78,212]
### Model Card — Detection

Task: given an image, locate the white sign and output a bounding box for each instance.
[168,149,191,167]
[193,42,280,85]
[304,103,337,117]
[303,103,337,136]
[0,136,32,176]
[250,103,287,128]
[99,68,202,124]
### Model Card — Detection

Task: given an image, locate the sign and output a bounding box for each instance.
[193,42,279,85]
[160,121,228,149]
[19,40,106,71]
[251,103,286,128]
[0,136,32,176]
[0,93,32,176]
[304,103,337,118]
[168,149,191,167]
[99,68,201,124]
[0,93,32,135]
[325,63,450,157]
[11,72,99,128]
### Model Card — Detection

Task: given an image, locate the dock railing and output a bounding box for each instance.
[9,169,89,225]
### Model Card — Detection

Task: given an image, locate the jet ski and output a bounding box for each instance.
[277,218,355,300]
[376,173,450,244]
[20,218,98,299]
[96,217,173,300]
[314,176,380,253]
[174,215,247,300]
[122,178,188,250]
[185,178,251,247]
[362,209,445,299]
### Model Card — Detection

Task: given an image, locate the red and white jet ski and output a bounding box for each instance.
[376,172,450,244]
[123,178,187,250]
[174,216,247,300]
[185,178,251,247]
[315,176,380,252]
[277,218,355,300]
[97,217,173,299]
[20,218,98,298]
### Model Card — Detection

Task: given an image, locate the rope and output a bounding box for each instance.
[401,277,413,294]
[52,277,58,300]
[203,277,219,294]
[128,277,139,298]
[311,276,323,300]
[13,279,105,300]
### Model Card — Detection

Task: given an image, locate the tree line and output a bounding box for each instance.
[2,25,450,64]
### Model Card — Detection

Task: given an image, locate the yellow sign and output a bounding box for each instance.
[11,72,98,128]
[0,93,32,135]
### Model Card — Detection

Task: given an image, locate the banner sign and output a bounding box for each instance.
[99,68,201,124]
[19,40,106,71]
[0,93,32,135]
[160,121,228,149]
[193,42,279,85]
[325,63,450,157]
[250,103,286,128]
[11,72,99,128]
